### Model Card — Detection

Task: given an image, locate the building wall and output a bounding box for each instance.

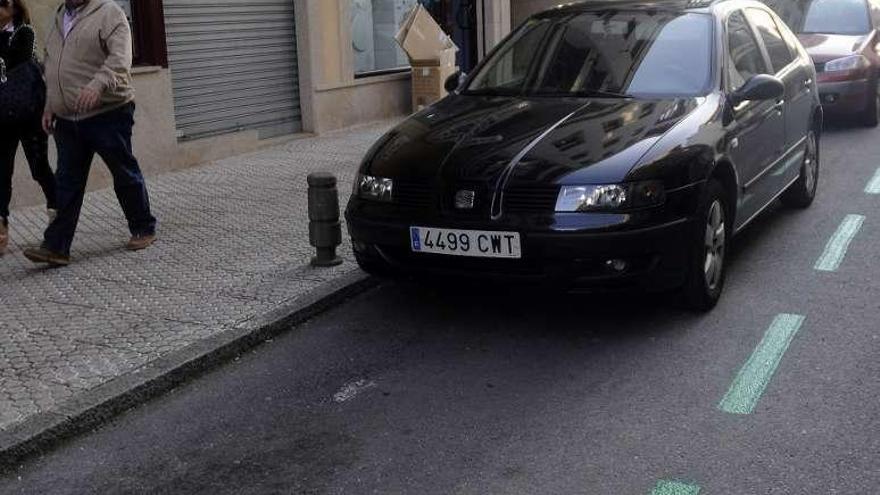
[296,0,413,135]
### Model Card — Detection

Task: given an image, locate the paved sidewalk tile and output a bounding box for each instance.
[0,120,397,432]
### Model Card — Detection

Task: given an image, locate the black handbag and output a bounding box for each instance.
[0,27,45,125]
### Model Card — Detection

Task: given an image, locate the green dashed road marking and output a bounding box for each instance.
[866,168,880,194]
[814,214,865,272]
[650,480,701,495]
[719,314,805,415]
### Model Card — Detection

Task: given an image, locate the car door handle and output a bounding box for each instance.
[772,100,784,116]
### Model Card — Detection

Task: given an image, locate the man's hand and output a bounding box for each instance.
[74,87,101,114]
[42,111,55,135]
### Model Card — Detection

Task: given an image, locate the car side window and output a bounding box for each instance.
[746,8,796,73]
[770,10,805,62]
[727,11,768,91]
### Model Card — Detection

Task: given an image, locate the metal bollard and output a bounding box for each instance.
[308,172,344,267]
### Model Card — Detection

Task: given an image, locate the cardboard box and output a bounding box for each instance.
[411,61,460,111]
[396,5,459,111]
[395,5,458,64]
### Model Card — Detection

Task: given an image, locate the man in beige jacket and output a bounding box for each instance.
[24,0,156,266]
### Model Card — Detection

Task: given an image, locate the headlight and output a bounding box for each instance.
[555,181,665,212]
[824,55,870,72]
[355,174,393,202]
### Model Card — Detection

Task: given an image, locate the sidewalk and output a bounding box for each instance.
[0,120,396,460]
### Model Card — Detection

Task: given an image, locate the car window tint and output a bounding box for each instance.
[771,10,804,60]
[727,11,768,91]
[465,12,713,97]
[802,0,871,35]
[467,20,551,94]
[746,8,796,72]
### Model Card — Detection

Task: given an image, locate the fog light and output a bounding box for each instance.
[605,259,629,273]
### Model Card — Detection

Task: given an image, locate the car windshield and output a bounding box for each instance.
[801,0,871,35]
[463,11,713,98]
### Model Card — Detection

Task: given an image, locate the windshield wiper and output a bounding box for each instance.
[461,88,522,97]
[532,89,634,99]
[569,89,634,99]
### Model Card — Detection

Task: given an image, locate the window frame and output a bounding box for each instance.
[723,9,771,93]
[350,0,421,79]
[745,7,796,74]
[128,0,168,68]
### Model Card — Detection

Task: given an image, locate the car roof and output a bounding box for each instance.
[531,0,747,17]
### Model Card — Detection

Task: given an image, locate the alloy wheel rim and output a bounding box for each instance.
[803,132,817,194]
[703,200,726,291]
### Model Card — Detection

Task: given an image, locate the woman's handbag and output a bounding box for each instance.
[0,26,45,125]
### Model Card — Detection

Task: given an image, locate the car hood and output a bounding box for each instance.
[797,33,870,63]
[365,95,699,186]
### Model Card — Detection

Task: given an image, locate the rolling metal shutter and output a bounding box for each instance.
[163,0,302,141]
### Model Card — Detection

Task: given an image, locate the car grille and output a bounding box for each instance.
[394,180,433,209]
[393,181,559,213]
[504,184,560,213]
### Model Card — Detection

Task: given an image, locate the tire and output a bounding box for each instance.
[681,180,728,312]
[862,79,879,127]
[781,129,819,209]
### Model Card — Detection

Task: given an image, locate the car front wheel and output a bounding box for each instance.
[682,180,728,312]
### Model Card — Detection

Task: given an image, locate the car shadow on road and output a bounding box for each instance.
[383,276,696,347]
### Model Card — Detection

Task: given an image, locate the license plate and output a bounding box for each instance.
[410,227,522,259]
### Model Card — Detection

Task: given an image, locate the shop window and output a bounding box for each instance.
[351,0,420,76]
[114,0,168,67]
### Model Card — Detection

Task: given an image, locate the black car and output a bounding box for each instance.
[346,0,822,310]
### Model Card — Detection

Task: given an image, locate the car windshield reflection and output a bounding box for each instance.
[463,11,713,98]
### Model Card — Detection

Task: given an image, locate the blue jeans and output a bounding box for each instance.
[43,103,157,255]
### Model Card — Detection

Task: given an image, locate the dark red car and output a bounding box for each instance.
[768,0,880,125]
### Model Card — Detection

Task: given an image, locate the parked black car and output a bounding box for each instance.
[346,0,822,311]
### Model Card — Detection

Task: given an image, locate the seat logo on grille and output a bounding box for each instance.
[454,190,476,210]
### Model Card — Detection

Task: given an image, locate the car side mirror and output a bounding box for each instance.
[444,71,466,93]
[730,74,785,106]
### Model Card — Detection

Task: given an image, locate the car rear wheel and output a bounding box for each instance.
[682,180,728,312]
[862,79,879,127]
[781,129,819,209]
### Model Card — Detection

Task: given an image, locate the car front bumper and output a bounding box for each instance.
[345,183,703,292]
[817,78,871,115]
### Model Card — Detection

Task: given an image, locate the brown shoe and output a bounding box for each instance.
[0,219,7,256]
[126,233,156,251]
[23,247,70,267]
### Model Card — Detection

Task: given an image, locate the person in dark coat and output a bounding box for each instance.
[0,0,57,256]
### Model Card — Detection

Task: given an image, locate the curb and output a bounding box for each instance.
[0,270,377,470]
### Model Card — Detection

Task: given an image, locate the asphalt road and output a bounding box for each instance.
[2,119,879,494]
